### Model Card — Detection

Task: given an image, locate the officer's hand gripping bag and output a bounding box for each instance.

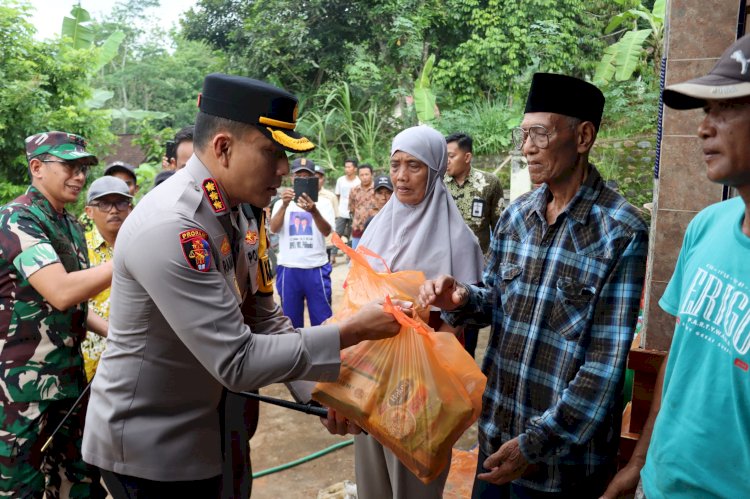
[312,235,486,483]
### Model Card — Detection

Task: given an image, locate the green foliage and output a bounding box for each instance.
[435,101,522,156]
[59,4,175,134]
[432,0,615,104]
[599,76,660,137]
[0,2,115,186]
[95,30,126,72]
[86,0,226,133]
[61,4,94,49]
[110,109,169,131]
[0,182,27,205]
[413,55,437,124]
[594,0,665,84]
[297,82,399,173]
[134,163,161,199]
[591,138,655,217]
[595,27,651,84]
[92,30,226,132]
[2,0,662,216]
[132,121,174,164]
[130,121,173,200]
[182,0,451,103]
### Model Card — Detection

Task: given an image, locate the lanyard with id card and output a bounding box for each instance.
[471,197,485,218]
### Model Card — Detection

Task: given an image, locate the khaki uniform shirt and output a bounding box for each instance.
[82,156,341,481]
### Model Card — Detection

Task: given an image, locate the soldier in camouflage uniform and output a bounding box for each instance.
[0,131,113,498]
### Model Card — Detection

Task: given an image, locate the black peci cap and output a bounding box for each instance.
[198,73,315,153]
[524,73,605,130]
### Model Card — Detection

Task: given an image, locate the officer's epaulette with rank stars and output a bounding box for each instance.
[202,178,227,213]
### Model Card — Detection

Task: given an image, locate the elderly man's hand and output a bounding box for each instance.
[418,275,468,311]
[319,407,362,436]
[476,438,530,485]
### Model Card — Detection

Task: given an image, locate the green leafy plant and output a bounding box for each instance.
[594,0,665,84]
[435,100,521,156]
[61,5,168,131]
[0,3,116,186]
[135,163,161,199]
[413,54,437,124]
[61,4,95,49]
[0,182,28,205]
[298,82,397,173]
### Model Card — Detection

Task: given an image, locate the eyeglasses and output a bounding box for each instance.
[89,200,131,212]
[42,159,89,177]
[511,125,556,150]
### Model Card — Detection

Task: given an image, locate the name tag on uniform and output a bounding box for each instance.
[471,198,485,218]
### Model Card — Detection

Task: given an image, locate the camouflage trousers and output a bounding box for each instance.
[0,398,106,498]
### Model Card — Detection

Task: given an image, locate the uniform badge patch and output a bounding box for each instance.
[220,236,231,256]
[245,230,258,245]
[179,229,212,272]
[202,178,227,213]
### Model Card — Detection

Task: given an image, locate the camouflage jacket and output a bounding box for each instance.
[445,168,504,254]
[0,186,89,402]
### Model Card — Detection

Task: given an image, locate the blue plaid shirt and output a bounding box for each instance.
[445,166,647,492]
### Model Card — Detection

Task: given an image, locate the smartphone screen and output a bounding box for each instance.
[293,177,319,203]
[165,140,176,160]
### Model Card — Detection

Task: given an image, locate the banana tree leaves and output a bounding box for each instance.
[614,29,651,81]
[61,5,94,49]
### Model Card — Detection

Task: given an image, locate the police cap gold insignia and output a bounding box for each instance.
[198,73,315,153]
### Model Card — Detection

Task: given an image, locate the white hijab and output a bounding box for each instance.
[359,125,484,284]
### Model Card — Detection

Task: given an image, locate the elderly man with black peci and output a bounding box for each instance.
[420,73,649,498]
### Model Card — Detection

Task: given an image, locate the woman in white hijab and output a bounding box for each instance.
[355,125,484,498]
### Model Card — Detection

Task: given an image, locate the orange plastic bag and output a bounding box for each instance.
[312,235,486,483]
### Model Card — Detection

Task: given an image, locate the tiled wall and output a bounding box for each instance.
[641,0,743,350]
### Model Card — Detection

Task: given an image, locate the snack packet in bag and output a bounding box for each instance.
[312,235,486,483]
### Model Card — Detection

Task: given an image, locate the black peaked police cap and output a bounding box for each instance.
[198,73,315,153]
[524,73,605,131]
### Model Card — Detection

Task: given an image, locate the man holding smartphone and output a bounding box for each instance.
[269,158,335,327]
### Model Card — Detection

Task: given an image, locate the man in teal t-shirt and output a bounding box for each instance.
[601,35,750,499]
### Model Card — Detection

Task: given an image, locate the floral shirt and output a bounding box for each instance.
[445,168,504,254]
[82,229,112,381]
[348,184,377,238]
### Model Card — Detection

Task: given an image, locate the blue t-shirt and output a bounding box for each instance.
[641,197,750,498]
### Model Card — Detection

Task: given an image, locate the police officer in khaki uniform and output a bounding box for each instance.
[82,74,401,498]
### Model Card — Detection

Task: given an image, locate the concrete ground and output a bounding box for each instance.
[250,260,489,498]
